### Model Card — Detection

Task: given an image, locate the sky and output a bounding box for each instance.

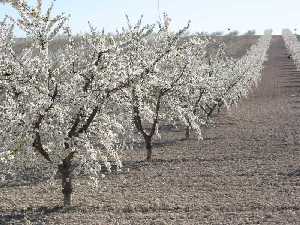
[1,0,300,37]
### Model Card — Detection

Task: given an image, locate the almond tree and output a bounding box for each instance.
[220,30,272,106]
[0,0,159,207]
[180,30,272,139]
[180,38,232,139]
[123,22,209,161]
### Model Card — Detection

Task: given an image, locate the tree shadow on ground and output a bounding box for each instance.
[0,175,52,189]
[122,154,271,170]
[0,204,114,224]
[0,205,65,224]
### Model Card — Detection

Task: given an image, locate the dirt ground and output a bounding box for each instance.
[0,36,299,225]
[223,35,258,58]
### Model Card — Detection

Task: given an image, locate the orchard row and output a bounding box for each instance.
[0,0,271,206]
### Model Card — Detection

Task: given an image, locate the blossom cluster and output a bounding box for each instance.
[0,0,272,189]
[177,30,272,135]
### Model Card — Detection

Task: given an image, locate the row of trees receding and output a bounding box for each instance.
[0,0,272,207]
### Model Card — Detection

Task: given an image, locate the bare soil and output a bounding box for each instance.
[0,36,299,225]
[224,35,258,58]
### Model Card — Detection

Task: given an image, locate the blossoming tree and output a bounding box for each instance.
[178,30,272,139]
[0,0,162,206]
[122,21,211,161]
[0,0,273,207]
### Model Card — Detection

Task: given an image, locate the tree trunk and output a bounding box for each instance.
[145,135,153,161]
[185,125,190,140]
[58,159,73,207]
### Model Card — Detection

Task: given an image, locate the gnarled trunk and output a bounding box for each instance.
[185,125,190,140]
[145,135,153,161]
[58,159,73,207]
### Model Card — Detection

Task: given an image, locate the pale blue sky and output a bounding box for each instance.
[1,0,300,36]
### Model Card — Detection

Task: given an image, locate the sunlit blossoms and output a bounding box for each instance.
[0,0,142,206]
[174,30,272,139]
[0,0,272,207]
